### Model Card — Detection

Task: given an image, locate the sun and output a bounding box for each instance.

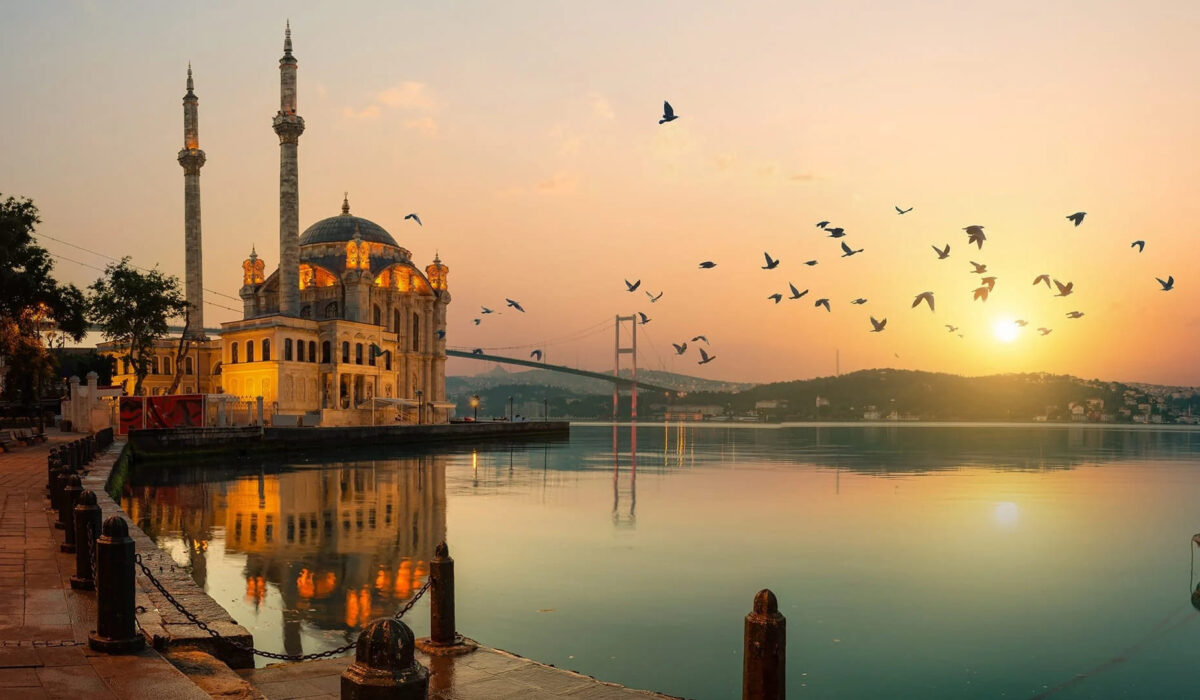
[993,319,1020,343]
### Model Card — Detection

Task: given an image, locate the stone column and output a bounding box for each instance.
[178,65,206,337]
[273,23,304,316]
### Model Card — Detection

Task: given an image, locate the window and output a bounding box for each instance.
[324,302,338,319]
[373,305,382,326]
[369,344,376,366]
[355,343,364,365]
[392,309,400,334]
[309,341,316,363]
[300,305,311,319]
[185,356,194,375]
[295,340,303,362]
[322,341,331,364]
[231,344,239,364]
[262,339,271,361]
[412,312,420,352]
[284,338,293,361]
[341,341,350,363]
[385,351,391,370]
[246,340,255,363]
[150,357,159,375]
[162,357,171,376]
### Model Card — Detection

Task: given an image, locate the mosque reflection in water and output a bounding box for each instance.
[121,456,445,656]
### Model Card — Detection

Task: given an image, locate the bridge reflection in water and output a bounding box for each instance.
[122,456,446,657]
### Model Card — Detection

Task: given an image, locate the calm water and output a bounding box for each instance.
[122,424,1200,699]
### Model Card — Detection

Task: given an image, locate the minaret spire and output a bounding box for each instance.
[178,64,206,338]
[284,20,292,56]
[274,21,305,316]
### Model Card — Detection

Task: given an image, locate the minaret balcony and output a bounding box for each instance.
[272,114,305,143]
[177,148,206,173]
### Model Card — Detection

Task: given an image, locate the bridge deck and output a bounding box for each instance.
[446,349,671,393]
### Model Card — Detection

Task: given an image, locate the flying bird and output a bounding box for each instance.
[895,206,913,215]
[945,325,958,332]
[804,260,818,266]
[672,342,688,355]
[840,241,863,257]
[851,298,867,305]
[697,348,716,365]
[825,227,846,238]
[768,293,783,304]
[436,329,446,339]
[762,252,780,269]
[1066,212,1086,227]
[471,348,484,355]
[505,298,525,312]
[970,261,987,274]
[815,298,831,312]
[691,335,709,344]
[788,283,807,300]
[870,316,887,332]
[932,244,950,260]
[637,312,651,324]
[980,276,997,291]
[1053,279,1074,297]
[1033,274,1051,289]
[816,221,830,229]
[481,306,495,314]
[1014,320,1028,327]
[1131,240,1145,253]
[912,291,935,311]
[972,286,990,302]
[699,261,717,269]
[1038,328,1052,336]
[659,100,678,124]
[404,213,422,226]
[531,349,543,361]
[625,279,641,292]
[473,318,481,326]
[646,290,663,303]
[1157,275,1175,291]
[1066,311,1084,319]
[964,225,986,249]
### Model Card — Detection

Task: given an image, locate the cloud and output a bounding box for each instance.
[788,173,817,182]
[403,116,439,136]
[343,82,439,133]
[535,172,577,194]
[588,92,614,120]
[376,82,436,111]
[343,104,381,120]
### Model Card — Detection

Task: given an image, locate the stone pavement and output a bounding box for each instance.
[240,646,678,700]
[0,434,209,699]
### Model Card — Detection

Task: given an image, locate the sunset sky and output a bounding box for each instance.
[2,1,1197,385]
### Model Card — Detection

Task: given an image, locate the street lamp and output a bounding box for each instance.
[470,394,480,422]
[416,389,424,425]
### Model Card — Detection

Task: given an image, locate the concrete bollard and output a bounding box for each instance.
[341,618,429,699]
[71,490,103,590]
[59,475,83,553]
[88,516,145,654]
[53,469,73,529]
[743,589,786,700]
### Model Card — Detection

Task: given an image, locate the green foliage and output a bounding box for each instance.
[55,349,116,385]
[88,258,188,396]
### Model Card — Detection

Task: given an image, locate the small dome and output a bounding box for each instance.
[299,199,400,247]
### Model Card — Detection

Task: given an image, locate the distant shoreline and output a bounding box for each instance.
[570,420,1200,431]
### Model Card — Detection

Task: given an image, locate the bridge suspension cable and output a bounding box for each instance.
[449,317,613,353]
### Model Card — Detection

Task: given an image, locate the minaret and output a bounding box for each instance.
[177,64,206,337]
[273,21,305,316]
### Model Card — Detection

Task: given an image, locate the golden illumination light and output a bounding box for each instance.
[993,319,1020,343]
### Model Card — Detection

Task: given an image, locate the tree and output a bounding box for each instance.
[0,194,88,411]
[88,258,188,396]
[166,310,196,395]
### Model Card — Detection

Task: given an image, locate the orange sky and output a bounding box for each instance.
[2,2,1197,385]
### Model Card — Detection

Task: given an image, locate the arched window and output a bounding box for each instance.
[150,357,159,375]
[246,340,255,363]
[262,339,271,362]
[185,356,194,375]
[309,341,317,363]
[341,341,350,363]
[392,309,401,334]
[162,357,172,376]
[213,361,222,375]
[300,305,311,319]
[412,312,420,352]
[324,302,338,319]
[385,351,391,370]
[322,341,331,364]
[373,305,382,326]
[231,344,239,364]
[284,338,293,361]
[368,344,376,366]
[355,343,364,365]
[297,341,305,362]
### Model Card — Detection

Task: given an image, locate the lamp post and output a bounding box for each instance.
[508,396,513,422]
[470,395,480,422]
[416,389,424,425]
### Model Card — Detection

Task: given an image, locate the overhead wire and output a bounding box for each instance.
[51,252,244,314]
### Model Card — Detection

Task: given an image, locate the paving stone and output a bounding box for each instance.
[0,666,42,687]
[35,664,116,697]
[254,677,329,699]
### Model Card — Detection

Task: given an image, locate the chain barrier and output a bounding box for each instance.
[132,553,431,662]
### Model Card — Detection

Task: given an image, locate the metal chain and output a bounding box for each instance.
[87,521,98,587]
[133,553,430,661]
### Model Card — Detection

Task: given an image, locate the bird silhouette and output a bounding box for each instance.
[697,348,716,365]
[1131,240,1145,253]
[1157,275,1175,291]
[625,279,641,292]
[1038,328,1052,336]
[964,225,986,249]
[1033,274,1051,289]
[768,293,783,304]
[1066,311,1084,319]
[788,283,807,300]
[481,306,495,314]
[945,325,958,332]
[980,276,997,291]
[851,298,867,305]
[804,260,818,266]
[895,206,913,215]
[691,335,709,344]
[471,348,484,355]
[473,318,481,325]
[870,316,887,332]
[840,241,863,257]
[1066,212,1086,226]
[932,244,950,259]
[816,221,830,229]
[972,286,990,302]
[1053,279,1073,297]
[970,261,987,274]
[637,312,651,324]
[815,298,831,312]
[505,298,525,312]
[404,213,422,226]
[436,329,446,339]
[530,349,543,361]
[672,342,688,355]
[646,290,663,303]
[699,261,717,269]
[762,252,780,269]
[912,291,935,311]
[1014,319,1028,327]
[825,227,846,238]
[659,101,678,124]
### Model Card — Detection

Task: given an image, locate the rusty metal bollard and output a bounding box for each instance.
[68,440,79,469]
[743,589,786,700]
[416,542,475,655]
[71,490,103,590]
[88,516,145,653]
[53,468,73,529]
[60,475,83,553]
[46,448,61,490]
[341,618,429,699]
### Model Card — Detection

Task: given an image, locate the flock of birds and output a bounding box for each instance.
[440,100,1179,369]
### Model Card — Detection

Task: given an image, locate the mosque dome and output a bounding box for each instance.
[298,196,400,248]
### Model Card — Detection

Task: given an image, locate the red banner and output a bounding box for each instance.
[119,395,204,434]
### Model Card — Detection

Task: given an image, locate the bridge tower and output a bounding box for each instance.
[613,315,638,423]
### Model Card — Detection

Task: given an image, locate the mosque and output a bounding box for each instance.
[102,25,453,425]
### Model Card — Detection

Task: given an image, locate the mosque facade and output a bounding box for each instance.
[103,26,452,425]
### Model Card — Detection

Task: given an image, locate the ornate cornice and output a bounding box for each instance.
[177,148,206,174]
[273,114,306,144]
